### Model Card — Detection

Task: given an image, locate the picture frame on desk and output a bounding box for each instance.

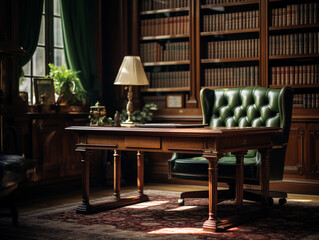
[166,94,184,108]
[19,91,28,104]
[34,78,55,105]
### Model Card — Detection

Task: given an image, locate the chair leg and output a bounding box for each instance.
[9,190,18,226]
[244,189,287,206]
[0,184,19,225]
[177,188,287,206]
[179,190,209,206]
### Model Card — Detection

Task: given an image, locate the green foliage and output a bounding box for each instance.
[47,63,87,102]
[120,103,158,124]
[101,116,114,125]
[89,114,113,126]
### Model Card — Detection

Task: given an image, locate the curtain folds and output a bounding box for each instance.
[60,0,100,104]
[18,0,44,71]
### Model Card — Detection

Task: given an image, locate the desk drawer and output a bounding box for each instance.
[124,136,161,149]
[162,137,204,153]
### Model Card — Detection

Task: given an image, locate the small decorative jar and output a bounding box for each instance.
[89,101,106,126]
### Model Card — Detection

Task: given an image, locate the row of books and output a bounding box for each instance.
[203,10,259,32]
[140,42,189,63]
[141,16,190,37]
[204,0,252,4]
[207,38,259,59]
[271,64,319,86]
[269,32,319,56]
[271,3,319,27]
[141,0,189,12]
[145,71,190,88]
[143,95,166,109]
[294,93,319,109]
[204,66,259,87]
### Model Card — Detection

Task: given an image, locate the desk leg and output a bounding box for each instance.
[202,151,221,232]
[234,151,245,209]
[260,149,270,205]
[114,150,121,199]
[76,149,148,214]
[137,151,144,196]
[76,148,93,213]
[137,151,149,201]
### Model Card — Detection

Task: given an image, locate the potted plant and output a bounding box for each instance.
[47,63,87,105]
[119,103,158,124]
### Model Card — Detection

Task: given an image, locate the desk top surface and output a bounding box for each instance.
[66,125,281,138]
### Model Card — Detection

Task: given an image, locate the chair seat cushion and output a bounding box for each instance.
[0,154,27,189]
[172,156,259,182]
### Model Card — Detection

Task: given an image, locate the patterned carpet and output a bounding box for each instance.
[0,190,319,240]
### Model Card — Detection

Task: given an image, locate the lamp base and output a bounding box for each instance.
[120,119,135,127]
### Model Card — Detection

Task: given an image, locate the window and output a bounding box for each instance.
[19,0,65,105]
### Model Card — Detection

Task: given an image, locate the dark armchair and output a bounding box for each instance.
[169,87,294,205]
[0,126,28,225]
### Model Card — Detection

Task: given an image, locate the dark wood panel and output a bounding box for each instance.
[284,123,306,178]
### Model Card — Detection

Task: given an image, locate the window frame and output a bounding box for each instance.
[20,0,65,105]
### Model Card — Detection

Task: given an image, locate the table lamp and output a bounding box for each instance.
[114,56,149,126]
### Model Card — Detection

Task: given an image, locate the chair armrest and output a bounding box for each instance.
[169,153,201,162]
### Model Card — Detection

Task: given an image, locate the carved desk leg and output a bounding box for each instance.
[234,151,246,209]
[260,149,270,205]
[137,151,149,201]
[202,151,222,232]
[76,148,93,213]
[114,150,121,199]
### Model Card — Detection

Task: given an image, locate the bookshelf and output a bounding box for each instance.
[268,1,319,112]
[139,0,193,109]
[267,0,319,183]
[136,0,319,189]
[198,0,261,89]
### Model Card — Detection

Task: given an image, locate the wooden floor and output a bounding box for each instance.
[12,183,319,213]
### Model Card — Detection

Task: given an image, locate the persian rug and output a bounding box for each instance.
[0,190,319,240]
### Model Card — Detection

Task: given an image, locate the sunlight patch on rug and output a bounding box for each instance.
[148,227,214,234]
[166,205,201,211]
[124,200,169,209]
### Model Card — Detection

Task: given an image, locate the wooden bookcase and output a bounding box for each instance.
[139,0,197,109]
[198,0,260,89]
[136,0,319,193]
[267,0,319,189]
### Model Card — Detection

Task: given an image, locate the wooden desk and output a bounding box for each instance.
[66,126,281,232]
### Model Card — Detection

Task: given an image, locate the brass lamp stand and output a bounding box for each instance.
[114,56,149,126]
[123,85,134,125]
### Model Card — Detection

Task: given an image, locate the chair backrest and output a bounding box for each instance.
[200,87,294,180]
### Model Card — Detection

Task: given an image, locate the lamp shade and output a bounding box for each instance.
[114,56,149,86]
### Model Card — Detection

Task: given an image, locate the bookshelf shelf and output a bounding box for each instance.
[140,34,190,41]
[269,23,319,32]
[141,87,191,92]
[201,28,259,36]
[293,108,319,118]
[201,85,259,90]
[143,61,190,66]
[269,54,319,60]
[201,0,259,9]
[140,7,189,15]
[270,84,319,89]
[201,57,259,63]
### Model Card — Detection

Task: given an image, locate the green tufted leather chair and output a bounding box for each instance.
[169,86,294,205]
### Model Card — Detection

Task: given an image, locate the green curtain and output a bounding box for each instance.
[60,0,100,104]
[18,0,44,71]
